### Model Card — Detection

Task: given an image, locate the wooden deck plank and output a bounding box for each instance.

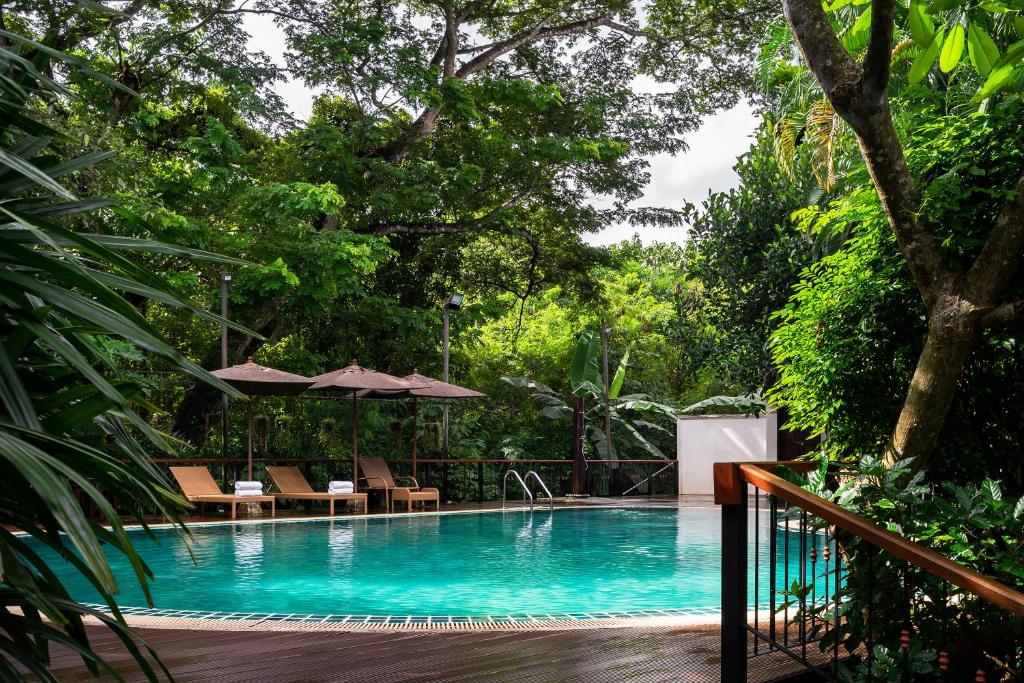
[40,624,810,682]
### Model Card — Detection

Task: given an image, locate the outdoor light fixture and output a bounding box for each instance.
[441,292,464,458]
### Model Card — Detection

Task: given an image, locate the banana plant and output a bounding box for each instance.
[502,330,676,459]
[0,29,255,682]
[681,391,770,417]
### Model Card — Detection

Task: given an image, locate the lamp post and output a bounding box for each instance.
[220,272,231,487]
[442,293,464,457]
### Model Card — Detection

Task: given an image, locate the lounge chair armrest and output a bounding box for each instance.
[394,476,420,489]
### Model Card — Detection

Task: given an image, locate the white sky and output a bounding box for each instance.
[245,15,759,247]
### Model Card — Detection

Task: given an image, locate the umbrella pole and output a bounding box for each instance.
[352,392,359,493]
[247,401,254,480]
[411,397,419,479]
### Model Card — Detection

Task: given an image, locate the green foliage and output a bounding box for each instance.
[680,128,821,395]
[767,99,1024,479]
[681,393,770,417]
[825,0,1024,103]
[793,458,1024,681]
[0,31,251,680]
[503,329,677,460]
[569,330,602,395]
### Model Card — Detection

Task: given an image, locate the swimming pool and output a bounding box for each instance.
[38,508,815,622]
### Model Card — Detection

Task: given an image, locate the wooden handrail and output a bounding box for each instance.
[151,457,674,465]
[715,461,1024,618]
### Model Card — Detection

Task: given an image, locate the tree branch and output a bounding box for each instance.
[966,170,1024,305]
[456,12,610,78]
[368,221,472,237]
[979,299,1024,328]
[781,0,863,118]
[782,0,950,307]
[862,0,896,97]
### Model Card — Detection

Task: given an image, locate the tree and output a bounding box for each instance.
[768,102,1024,483]
[6,0,288,126]
[503,330,676,459]
[780,0,1024,470]
[681,127,823,393]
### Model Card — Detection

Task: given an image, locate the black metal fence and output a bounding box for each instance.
[153,456,678,505]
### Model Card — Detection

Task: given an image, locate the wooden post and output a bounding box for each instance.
[721,465,748,682]
[247,401,253,480]
[571,395,585,494]
[351,392,359,492]
[411,396,419,478]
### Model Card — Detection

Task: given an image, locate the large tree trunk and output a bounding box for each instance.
[884,305,976,466]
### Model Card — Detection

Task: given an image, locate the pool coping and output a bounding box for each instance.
[62,504,729,632]
[90,605,721,632]
[117,500,716,532]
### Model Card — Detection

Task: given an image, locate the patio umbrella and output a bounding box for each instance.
[309,361,427,491]
[211,358,315,479]
[356,370,485,477]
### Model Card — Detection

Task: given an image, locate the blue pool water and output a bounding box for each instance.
[37,508,820,617]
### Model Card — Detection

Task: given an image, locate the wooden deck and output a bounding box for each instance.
[46,624,809,682]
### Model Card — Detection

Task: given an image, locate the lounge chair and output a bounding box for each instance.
[358,457,440,513]
[170,466,275,520]
[266,466,368,515]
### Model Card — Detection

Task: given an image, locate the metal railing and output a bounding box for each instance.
[524,470,554,511]
[501,470,533,510]
[715,461,1024,682]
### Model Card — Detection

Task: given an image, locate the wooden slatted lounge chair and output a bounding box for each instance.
[358,457,440,513]
[170,466,275,520]
[266,466,368,515]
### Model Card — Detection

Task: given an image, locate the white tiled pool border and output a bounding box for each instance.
[87,604,720,631]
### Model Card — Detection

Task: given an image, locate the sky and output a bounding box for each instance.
[244,15,760,247]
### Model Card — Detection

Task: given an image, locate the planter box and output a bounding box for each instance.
[677,412,778,495]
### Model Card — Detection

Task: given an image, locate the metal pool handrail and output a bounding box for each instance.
[502,470,533,510]
[524,471,554,511]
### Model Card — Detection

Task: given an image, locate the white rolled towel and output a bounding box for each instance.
[235,489,264,497]
[234,481,263,495]
[328,481,354,493]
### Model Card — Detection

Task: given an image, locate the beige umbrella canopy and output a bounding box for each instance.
[211,357,315,479]
[310,361,428,491]
[356,370,486,477]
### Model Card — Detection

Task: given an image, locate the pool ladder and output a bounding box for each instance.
[502,470,554,511]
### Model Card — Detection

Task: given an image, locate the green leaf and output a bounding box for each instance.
[500,375,556,395]
[0,147,75,200]
[569,330,601,393]
[939,24,966,72]
[613,398,677,417]
[972,60,1020,102]
[983,479,1003,501]
[0,347,41,429]
[909,26,946,84]
[682,393,768,416]
[609,346,631,399]
[540,405,572,420]
[927,0,969,10]
[908,0,936,44]
[842,7,872,52]
[967,23,1000,76]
